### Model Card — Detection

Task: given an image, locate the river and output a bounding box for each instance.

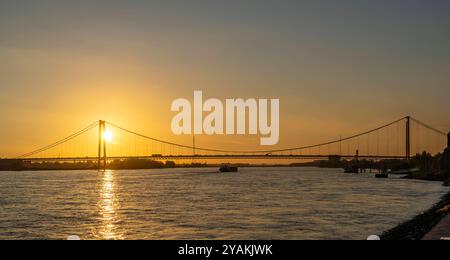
[0,167,448,240]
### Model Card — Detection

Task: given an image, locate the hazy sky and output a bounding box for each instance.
[1,0,449,156]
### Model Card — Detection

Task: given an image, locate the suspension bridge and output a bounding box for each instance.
[14,116,449,170]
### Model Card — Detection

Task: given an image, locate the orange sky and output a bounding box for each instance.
[0,1,449,157]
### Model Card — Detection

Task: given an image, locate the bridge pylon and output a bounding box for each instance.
[406,116,411,160]
[98,120,107,170]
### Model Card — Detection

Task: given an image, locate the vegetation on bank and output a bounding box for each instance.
[0,159,208,171]
[405,152,450,186]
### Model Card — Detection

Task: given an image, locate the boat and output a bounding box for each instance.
[219,165,238,173]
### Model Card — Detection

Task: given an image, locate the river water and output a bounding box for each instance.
[0,167,448,240]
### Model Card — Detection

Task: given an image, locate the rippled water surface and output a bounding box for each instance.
[0,167,448,240]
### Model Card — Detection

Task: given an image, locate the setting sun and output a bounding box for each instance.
[102,130,113,142]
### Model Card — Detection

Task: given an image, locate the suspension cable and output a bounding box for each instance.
[410,117,446,136]
[105,117,408,154]
[17,121,99,158]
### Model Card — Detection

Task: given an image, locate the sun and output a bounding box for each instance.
[102,130,113,142]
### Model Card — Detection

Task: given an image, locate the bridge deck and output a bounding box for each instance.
[21,154,407,162]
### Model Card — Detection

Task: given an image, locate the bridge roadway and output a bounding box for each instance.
[21,154,407,162]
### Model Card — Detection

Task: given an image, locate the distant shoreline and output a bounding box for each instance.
[0,164,332,172]
[0,156,413,172]
[0,158,329,171]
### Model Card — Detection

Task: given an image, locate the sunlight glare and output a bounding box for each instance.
[102,130,113,142]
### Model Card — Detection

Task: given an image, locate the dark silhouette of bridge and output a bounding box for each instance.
[15,116,448,170]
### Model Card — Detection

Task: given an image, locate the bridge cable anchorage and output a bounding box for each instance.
[105,117,408,154]
[16,121,99,159]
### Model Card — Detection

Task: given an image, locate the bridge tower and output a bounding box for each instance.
[98,120,107,170]
[406,116,411,160]
[193,135,196,156]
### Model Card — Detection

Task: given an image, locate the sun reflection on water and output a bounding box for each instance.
[98,170,122,240]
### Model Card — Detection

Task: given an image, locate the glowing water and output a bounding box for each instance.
[0,167,447,239]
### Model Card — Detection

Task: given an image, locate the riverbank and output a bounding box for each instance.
[381,190,450,240]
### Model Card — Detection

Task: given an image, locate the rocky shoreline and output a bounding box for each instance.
[381,190,450,240]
